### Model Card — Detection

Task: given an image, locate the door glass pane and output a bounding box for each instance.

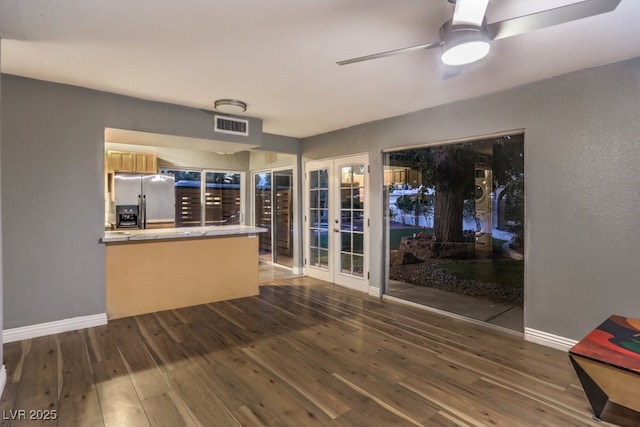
[352,189,363,209]
[340,210,352,231]
[255,173,272,261]
[310,190,319,209]
[353,255,364,277]
[319,189,329,208]
[310,248,319,267]
[338,164,365,278]
[205,172,241,225]
[310,229,320,247]
[319,249,329,269]
[319,169,329,188]
[353,233,364,254]
[341,166,352,185]
[171,170,202,227]
[353,210,364,231]
[309,168,330,270]
[319,226,329,249]
[341,189,351,208]
[310,209,320,228]
[310,170,319,189]
[341,253,352,274]
[273,170,293,267]
[341,232,352,252]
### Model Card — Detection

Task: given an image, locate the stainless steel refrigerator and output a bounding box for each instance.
[114,173,175,228]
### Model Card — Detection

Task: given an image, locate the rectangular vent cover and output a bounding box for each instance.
[214,115,249,136]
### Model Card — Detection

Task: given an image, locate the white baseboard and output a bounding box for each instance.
[524,327,578,352]
[2,313,108,343]
[0,366,6,399]
[368,286,381,297]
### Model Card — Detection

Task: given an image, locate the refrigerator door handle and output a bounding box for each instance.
[142,195,147,229]
[138,194,143,229]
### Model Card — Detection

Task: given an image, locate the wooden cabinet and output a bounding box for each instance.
[133,153,157,173]
[107,150,134,172]
[106,150,157,173]
[106,233,260,319]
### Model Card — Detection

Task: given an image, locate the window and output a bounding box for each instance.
[162,169,243,227]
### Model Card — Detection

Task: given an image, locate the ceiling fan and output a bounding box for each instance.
[337,0,622,75]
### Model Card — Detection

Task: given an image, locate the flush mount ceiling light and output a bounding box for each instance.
[214,99,247,114]
[440,22,490,66]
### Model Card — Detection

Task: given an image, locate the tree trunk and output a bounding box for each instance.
[429,145,473,243]
[433,185,465,242]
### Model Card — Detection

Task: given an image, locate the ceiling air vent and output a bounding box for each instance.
[214,115,249,136]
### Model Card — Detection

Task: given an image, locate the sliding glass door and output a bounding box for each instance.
[254,169,294,267]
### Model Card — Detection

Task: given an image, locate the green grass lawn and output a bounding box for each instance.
[492,238,507,253]
[438,259,524,289]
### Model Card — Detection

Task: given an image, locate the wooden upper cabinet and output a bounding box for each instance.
[107,151,134,172]
[107,150,157,173]
[134,153,157,173]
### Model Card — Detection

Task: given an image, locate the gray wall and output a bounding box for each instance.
[257,133,301,156]
[3,58,639,341]
[0,40,4,369]
[302,57,640,341]
[1,75,298,329]
[249,151,296,171]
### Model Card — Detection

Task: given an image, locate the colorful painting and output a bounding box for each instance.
[570,315,640,373]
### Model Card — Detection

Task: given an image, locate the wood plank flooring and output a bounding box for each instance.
[2,276,639,426]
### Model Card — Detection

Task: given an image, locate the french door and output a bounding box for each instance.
[305,154,369,292]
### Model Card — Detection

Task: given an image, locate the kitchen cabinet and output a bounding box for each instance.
[134,153,157,173]
[106,150,157,173]
[107,150,134,172]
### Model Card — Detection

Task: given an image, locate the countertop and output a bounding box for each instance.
[101,225,266,243]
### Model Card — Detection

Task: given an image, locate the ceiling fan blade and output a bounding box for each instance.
[337,41,442,66]
[452,0,489,26]
[488,0,621,40]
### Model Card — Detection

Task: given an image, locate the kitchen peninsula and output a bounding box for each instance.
[102,225,266,319]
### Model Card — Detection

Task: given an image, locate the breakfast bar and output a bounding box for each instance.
[102,225,266,319]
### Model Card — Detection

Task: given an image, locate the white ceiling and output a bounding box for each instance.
[2,0,640,139]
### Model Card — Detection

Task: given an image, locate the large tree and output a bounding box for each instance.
[426,145,477,242]
[389,143,477,242]
[389,135,524,245]
[389,135,525,248]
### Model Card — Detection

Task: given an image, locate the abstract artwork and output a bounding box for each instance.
[569,315,640,420]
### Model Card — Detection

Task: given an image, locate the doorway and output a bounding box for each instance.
[254,169,294,268]
[305,155,369,292]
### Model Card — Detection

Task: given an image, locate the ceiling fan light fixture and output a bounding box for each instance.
[214,99,247,114]
[442,40,490,66]
[440,23,490,66]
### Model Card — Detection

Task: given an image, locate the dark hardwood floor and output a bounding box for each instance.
[1,276,638,426]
